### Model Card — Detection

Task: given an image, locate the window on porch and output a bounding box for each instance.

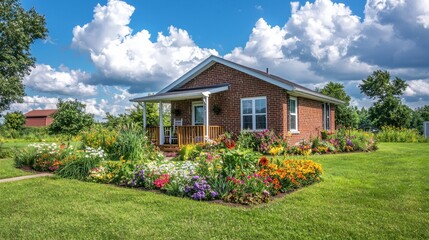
[192,101,204,125]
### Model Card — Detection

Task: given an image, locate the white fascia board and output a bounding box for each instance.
[289,89,345,105]
[130,92,204,102]
[130,85,229,103]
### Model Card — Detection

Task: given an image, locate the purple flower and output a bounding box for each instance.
[192,175,200,181]
[210,191,218,198]
[186,176,216,201]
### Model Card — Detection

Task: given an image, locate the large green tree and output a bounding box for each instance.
[359,70,412,128]
[49,99,94,136]
[319,82,358,128]
[3,111,25,130]
[0,0,48,115]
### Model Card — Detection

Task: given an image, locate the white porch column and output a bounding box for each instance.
[142,102,147,130]
[159,102,164,145]
[203,94,209,140]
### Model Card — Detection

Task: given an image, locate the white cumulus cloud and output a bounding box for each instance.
[24,64,96,97]
[72,0,218,93]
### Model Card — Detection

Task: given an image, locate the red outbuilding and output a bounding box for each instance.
[24,109,57,127]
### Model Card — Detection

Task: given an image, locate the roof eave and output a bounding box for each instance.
[289,88,345,105]
[130,85,229,103]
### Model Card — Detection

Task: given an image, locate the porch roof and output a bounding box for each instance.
[130,84,229,103]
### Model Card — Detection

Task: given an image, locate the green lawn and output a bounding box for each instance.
[0,143,428,239]
[0,159,32,179]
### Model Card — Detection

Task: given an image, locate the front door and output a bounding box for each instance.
[192,102,204,125]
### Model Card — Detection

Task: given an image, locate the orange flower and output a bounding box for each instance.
[259,156,269,166]
[224,139,236,149]
[272,178,281,189]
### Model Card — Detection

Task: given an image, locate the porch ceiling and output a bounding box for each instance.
[130,84,229,103]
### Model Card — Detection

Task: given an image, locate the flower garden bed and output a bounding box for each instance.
[12,127,376,205]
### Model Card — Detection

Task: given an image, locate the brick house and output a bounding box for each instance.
[24,109,57,127]
[131,55,343,147]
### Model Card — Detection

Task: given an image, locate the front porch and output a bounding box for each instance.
[130,84,230,149]
[146,125,224,148]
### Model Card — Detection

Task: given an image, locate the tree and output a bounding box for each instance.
[104,103,171,128]
[319,82,358,128]
[359,70,412,128]
[0,0,48,115]
[356,107,372,130]
[3,111,25,130]
[49,99,94,136]
[411,105,429,134]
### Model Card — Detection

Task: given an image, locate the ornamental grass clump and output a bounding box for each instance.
[57,147,105,180]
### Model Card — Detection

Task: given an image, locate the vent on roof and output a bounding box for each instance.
[424,121,429,138]
[266,68,269,74]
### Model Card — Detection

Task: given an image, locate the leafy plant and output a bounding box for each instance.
[220,148,259,178]
[377,126,427,143]
[57,147,105,180]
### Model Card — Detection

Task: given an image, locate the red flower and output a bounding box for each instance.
[224,139,236,149]
[259,156,269,166]
[153,174,170,188]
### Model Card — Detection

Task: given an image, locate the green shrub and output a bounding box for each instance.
[220,148,259,178]
[80,125,117,155]
[377,126,427,143]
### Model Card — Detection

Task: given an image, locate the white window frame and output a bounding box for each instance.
[323,103,331,131]
[192,101,204,125]
[240,96,267,131]
[289,96,299,133]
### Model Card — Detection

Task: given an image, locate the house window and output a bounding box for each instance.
[192,101,204,125]
[289,97,298,132]
[323,103,331,130]
[241,97,267,131]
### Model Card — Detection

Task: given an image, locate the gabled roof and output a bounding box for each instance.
[24,109,57,117]
[134,55,344,105]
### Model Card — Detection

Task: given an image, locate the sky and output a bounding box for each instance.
[9,0,429,121]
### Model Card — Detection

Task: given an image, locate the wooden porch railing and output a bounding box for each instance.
[146,125,224,147]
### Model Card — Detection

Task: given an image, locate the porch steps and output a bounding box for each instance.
[160,144,180,152]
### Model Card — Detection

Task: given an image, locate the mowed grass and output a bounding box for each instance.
[0,159,32,179]
[0,143,428,239]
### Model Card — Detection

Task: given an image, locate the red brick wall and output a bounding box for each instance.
[171,63,287,133]
[289,98,323,144]
[170,62,336,143]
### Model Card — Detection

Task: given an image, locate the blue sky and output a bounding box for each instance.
[12,0,429,120]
